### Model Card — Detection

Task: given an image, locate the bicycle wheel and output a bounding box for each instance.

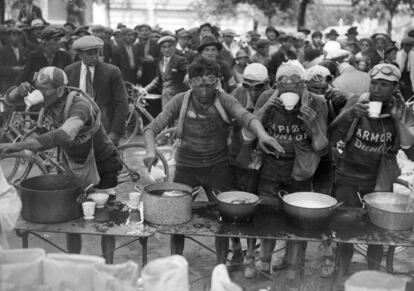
[117,142,169,184]
[0,152,48,184]
[121,109,142,144]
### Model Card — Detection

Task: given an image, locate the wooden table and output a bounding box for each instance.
[14,203,156,266]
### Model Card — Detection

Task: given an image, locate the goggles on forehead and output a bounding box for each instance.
[190,74,217,86]
[276,74,304,85]
[369,65,397,78]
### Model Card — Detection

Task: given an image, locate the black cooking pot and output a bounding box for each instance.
[213,191,261,223]
[280,191,343,230]
[19,174,84,223]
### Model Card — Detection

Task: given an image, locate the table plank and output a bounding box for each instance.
[158,202,414,246]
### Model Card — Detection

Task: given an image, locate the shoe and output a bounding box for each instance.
[244,257,256,279]
[272,257,288,271]
[260,261,271,275]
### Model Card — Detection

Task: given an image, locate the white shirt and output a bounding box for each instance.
[79,62,95,93]
[11,46,19,61]
[162,56,171,73]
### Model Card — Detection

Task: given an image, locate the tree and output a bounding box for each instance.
[0,0,4,23]
[352,0,414,36]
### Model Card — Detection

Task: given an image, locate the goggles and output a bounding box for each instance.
[242,82,265,90]
[190,74,217,86]
[276,74,304,85]
[369,65,396,77]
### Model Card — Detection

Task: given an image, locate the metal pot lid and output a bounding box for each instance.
[283,192,337,208]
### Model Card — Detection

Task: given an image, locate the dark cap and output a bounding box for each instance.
[197,35,222,53]
[401,37,414,46]
[279,34,293,41]
[298,27,311,35]
[198,22,212,32]
[325,29,339,37]
[265,26,279,37]
[256,38,270,47]
[120,28,138,36]
[311,30,322,38]
[73,25,90,36]
[40,26,65,41]
[371,32,388,40]
[176,29,191,39]
[346,26,358,35]
[63,22,76,30]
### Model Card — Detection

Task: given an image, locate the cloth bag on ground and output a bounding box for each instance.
[345,270,406,291]
[210,264,242,291]
[142,255,189,291]
[42,253,105,291]
[0,248,45,288]
[92,260,139,291]
[0,165,22,248]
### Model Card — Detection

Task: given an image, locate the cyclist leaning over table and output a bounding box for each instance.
[228,63,271,278]
[329,63,414,280]
[0,66,123,264]
[143,57,284,265]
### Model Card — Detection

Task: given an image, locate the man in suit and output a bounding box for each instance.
[144,35,188,108]
[112,28,141,84]
[17,26,72,84]
[0,26,25,93]
[135,24,160,86]
[91,25,112,63]
[175,29,198,63]
[64,35,128,146]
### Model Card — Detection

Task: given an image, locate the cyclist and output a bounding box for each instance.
[1,66,122,263]
[143,58,284,265]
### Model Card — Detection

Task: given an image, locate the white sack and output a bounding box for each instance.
[210,264,242,291]
[92,260,139,291]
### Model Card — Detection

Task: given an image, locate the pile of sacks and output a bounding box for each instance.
[0,248,241,291]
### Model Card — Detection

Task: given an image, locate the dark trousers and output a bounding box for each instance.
[172,161,232,264]
[334,183,384,276]
[66,151,122,263]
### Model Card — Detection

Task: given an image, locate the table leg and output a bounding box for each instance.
[386,246,396,273]
[16,230,30,248]
[139,237,148,266]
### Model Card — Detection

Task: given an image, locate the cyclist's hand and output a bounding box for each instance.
[136,70,142,80]
[350,101,369,118]
[140,87,148,96]
[143,151,157,171]
[17,82,32,96]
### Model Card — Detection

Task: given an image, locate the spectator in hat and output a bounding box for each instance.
[112,29,122,48]
[197,35,236,93]
[355,38,373,69]
[65,0,85,26]
[0,25,8,47]
[112,28,141,84]
[0,26,25,93]
[72,25,90,39]
[151,27,162,43]
[64,35,128,146]
[306,30,324,54]
[265,26,281,55]
[268,34,297,81]
[218,28,239,68]
[22,18,45,55]
[190,22,214,51]
[63,22,76,36]
[144,36,188,108]
[370,33,389,66]
[17,26,72,84]
[396,37,414,100]
[384,45,398,66]
[232,49,250,84]
[175,29,199,63]
[303,48,324,69]
[332,49,370,95]
[136,24,160,86]
[104,27,113,44]
[91,25,112,63]
[325,29,339,41]
[246,30,261,52]
[18,0,44,25]
[293,32,307,63]
[345,26,358,43]
[251,39,271,67]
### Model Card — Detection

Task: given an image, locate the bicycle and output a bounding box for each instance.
[0,107,170,185]
[122,81,177,146]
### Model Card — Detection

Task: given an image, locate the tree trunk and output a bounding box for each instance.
[387,12,393,37]
[297,0,310,29]
[268,15,272,26]
[0,0,5,24]
[106,0,111,27]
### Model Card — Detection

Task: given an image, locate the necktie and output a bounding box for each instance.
[163,57,169,73]
[86,66,94,97]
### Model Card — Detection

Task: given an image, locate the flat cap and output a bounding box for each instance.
[401,37,414,45]
[64,22,76,30]
[120,28,138,36]
[325,29,339,37]
[157,35,176,45]
[177,29,191,39]
[73,25,90,36]
[30,18,45,29]
[256,38,270,47]
[91,24,105,32]
[278,34,294,41]
[371,32,388,40]
[72,35,104,50]
[40,26,65,41]
[325,49,350,62]
[222,28,238,37]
